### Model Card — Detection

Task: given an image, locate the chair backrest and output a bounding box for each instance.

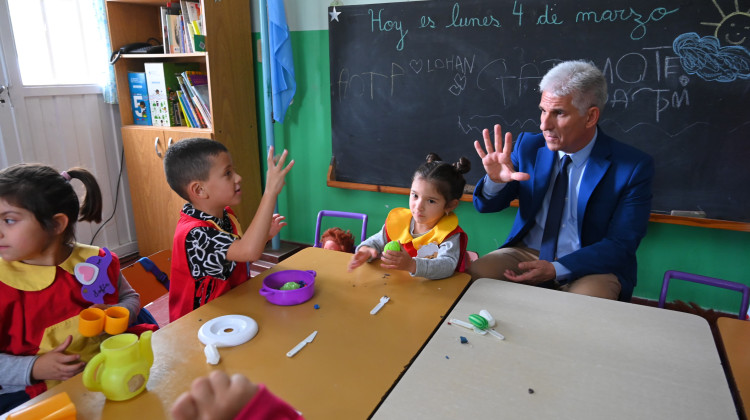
[313,210,368,248]
[658,270,750,319]
[121,249,171,306]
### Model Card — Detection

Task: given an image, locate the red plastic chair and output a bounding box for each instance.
[658,270,749,319]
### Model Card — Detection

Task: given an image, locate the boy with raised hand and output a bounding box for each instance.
[164,138,294,321]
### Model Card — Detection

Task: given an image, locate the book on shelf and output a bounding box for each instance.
[127,72,152,126]
[193,34,206,52]
[180,0,200,52]
[181,1,203,35]
[160,1,205,54]
[183,71,208,99]
[159,7,169,51]
[182,71,211,126]
[176,91,197,128]
[161,2,182,53]
[166,13,182,53]
[176,75,206,128]
[184,19,195,53]
[144,62,199,127]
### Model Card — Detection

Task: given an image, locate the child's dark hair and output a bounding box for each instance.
[0,163,103,245]
[164,137,229,201]
[413,153,471,202]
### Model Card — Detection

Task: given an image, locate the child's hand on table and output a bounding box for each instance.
[348,247,377,271]
[171,370,258,420]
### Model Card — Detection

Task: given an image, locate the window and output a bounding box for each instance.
[7,0,108,86]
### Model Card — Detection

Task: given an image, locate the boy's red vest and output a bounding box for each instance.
[169,207,248,322]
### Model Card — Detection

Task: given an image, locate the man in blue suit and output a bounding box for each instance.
[470,60,654,301]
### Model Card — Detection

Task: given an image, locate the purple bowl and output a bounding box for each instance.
[259,270,316,306]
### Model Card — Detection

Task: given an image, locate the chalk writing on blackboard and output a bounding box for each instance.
[329,0,750,222]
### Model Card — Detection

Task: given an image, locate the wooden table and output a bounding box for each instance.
[372,278,738,419]
[3,247,470,419]
[717,317,750,418]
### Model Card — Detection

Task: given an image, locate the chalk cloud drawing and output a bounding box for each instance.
[672,32,750,82]
[671,0,750,82]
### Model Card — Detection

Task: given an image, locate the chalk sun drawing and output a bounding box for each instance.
[700,0,750,48]
[666,0,750,82]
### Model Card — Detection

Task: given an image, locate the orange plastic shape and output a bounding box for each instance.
[78,307,105,337]
[7,391,76,420]
[104,306,129,335]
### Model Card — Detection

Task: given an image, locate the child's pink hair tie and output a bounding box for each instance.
[60,171,71,181]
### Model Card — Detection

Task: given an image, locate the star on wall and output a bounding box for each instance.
[329,7,341,22]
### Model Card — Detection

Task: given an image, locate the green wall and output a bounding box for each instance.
[253,30,750,313]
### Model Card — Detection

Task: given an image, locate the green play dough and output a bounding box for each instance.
[468,313,489,330]
[384,240,401,251]
[280,281,302,290]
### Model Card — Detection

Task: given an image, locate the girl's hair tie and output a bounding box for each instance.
[60,171,71,181]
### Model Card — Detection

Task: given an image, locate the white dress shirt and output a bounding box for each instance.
[481,130,599,281]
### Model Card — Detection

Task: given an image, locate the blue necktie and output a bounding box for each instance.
[539,155,572,261]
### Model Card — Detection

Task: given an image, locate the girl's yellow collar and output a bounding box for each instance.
[0,243,100,291]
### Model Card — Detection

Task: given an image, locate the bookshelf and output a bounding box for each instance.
[106,0,261,255]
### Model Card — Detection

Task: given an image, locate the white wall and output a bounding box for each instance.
[6,91,138,257]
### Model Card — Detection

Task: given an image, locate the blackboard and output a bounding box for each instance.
[328,0,750,223]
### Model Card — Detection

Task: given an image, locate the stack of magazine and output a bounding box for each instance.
[160,0,205,54]
[176,70,211,129]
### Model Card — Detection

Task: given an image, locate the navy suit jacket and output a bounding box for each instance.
[473,129,654,301]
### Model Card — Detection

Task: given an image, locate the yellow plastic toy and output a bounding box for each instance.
[82,331,153,401]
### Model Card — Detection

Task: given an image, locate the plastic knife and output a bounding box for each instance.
[286,330,318,357]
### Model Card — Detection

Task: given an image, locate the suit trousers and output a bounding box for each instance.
[468,246,622,300]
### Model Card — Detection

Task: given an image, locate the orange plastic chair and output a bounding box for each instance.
[121,250,171,306]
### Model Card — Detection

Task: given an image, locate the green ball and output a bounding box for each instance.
[384,240,401,252]
[280,281,302,290]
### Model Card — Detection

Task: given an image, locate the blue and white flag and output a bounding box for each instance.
[268,0,296,123]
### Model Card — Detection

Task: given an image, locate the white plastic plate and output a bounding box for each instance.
[198,315,258,365]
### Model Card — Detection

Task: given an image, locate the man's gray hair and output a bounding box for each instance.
[539,60,608,115]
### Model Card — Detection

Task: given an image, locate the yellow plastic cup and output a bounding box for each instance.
[78,308,105,337]
[104,306,130,335]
